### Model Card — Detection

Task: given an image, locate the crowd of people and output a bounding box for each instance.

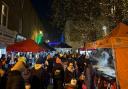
[0,52,97,89]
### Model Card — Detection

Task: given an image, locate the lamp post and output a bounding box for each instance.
[39,30,43,34]
[102,26,107,36]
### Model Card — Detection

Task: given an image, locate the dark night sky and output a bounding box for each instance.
[31,0,52,20]
[31,0,61,41]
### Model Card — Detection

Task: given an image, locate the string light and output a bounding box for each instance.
[52,0,128,42]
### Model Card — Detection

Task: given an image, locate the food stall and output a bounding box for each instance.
[85,23,128,89]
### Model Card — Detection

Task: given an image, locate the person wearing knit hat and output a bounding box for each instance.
[6,56,27,89]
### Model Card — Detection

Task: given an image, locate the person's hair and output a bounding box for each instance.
[67,62,74,67]
[1,54,5,59]
[20,53,24,57]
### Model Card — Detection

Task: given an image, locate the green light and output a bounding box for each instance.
[35,31,43,44]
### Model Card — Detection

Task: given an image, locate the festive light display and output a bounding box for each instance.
[52,0,128,42]
[31,30,43,45]
[35,31,43,44]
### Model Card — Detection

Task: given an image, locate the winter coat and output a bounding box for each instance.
[6,70,25,89]
[30,67,48,89]
[65,68,76,84]
[52,63,64,89]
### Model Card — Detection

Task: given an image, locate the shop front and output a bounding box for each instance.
[0,26,17,57]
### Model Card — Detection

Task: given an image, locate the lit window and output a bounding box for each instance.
[1,2,8,27]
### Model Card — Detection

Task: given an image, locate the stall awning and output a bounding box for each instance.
[56,42,72,48]
[85,23,128,48]
[7,39,44,52]
[84,22,128,89]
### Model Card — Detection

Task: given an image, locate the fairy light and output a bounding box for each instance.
[52,0,128,42]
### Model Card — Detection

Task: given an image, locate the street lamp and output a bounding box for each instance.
[102,26,107,36]
[39,30,43,34]
[45,40,50,43]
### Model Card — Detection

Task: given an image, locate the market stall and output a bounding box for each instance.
[85,22,128,89]
[42,42,56,51]
[7,39,43,52]
[55,42,72,54]
[6,39,45,68]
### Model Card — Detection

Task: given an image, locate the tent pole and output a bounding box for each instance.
[111,38,120,89]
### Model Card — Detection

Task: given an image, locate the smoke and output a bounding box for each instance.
[98,50,110,67]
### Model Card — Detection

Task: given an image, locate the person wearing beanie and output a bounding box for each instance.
[6,56,27,89]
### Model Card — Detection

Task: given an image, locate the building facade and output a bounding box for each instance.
[0,0,44,55]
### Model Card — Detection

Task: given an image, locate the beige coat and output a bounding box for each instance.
[11,61,26,72]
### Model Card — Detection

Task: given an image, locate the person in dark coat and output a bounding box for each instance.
[30,60,48,89]
[77,73,87,89]
[45,54,54,84]
[45,54,54,73]
[0,69,7,89]
[77,55,86,76]
[64,62,76,84]
[52,57,64,89]
[6,56,27,89]
[1,54,6,70]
